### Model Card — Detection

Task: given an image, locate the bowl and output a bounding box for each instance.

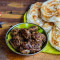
[5,23,48,55]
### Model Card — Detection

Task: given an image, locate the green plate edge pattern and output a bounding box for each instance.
[24,12,60,54]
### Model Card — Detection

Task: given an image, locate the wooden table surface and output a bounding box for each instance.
[0,0,60,60]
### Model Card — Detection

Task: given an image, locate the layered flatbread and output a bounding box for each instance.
[48,26,60,51]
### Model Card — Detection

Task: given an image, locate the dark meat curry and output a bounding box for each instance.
[9,26,46,54]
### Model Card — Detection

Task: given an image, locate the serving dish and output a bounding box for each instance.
[5,23,47,55]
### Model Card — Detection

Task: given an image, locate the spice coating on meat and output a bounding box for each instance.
[9,26,46,54]
[11,28,20,36]
[9,35,23,50]
[32,32,46,43]
[29,26,38,32]
[19,28,31,39]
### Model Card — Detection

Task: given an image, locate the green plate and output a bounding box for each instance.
[24,12,60,54]
[5,23,47,55]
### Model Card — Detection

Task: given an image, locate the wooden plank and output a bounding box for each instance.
[0,18,23,23]
[0,22,19,29]
[0,0,46,3]
[0,0,46,15]
[0,14,23,19]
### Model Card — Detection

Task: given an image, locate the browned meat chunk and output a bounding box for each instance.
[32,32,46,43]
[32,32,42,42]
[11,28,20,36]
[29,26,38,32]
[30,40,42,53]
[22,42,32,49]
[40,34,46,42]
[20,39,42,53]
[19,28,31,39]
[9,39,20,49]
[10,36,23,49]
